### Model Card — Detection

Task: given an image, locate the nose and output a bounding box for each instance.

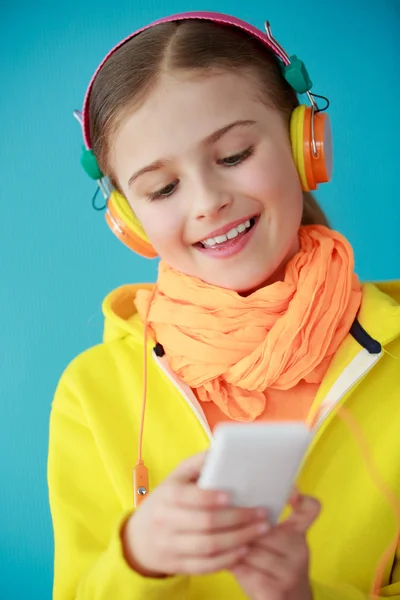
[192,175,232,221]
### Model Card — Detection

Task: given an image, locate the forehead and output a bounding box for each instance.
[111,69,266,170]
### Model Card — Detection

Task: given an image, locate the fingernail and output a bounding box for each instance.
[238,546,249,556]
[257,522,270,534]
[255,507,268,519]
[217,493,230,506]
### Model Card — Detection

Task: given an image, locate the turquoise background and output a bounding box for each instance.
[1,0,398,597]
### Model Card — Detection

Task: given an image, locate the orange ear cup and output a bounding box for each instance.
[291,105,333,192]
[105,191,158,258]
[302,107,333,191]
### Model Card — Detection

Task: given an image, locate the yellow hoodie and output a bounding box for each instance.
[48,280,400,599]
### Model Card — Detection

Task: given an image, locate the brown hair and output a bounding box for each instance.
[89,19,329,227]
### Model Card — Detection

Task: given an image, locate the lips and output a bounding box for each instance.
[200,218,256,249]
[193,215,260,259]
[194,215,260,249]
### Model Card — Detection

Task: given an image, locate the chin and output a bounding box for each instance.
[234,278,274,295]
[205,252,292,294]
[210,270,277,295]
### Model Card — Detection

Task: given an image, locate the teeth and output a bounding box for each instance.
[215,234,227,243]
[203,236,216,245]
[202,219,252,247]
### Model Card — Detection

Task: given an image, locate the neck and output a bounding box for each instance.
[240,235,301,296]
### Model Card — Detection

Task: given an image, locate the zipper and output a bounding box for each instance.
[153,348,383,442]
[152,352,212,440]
[314,348,383,432]
[299,348,383,479]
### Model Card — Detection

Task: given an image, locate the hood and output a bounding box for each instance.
[101,280,400,348]
[102,283,153,345]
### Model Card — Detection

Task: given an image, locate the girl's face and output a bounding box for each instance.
[111,69,303,292]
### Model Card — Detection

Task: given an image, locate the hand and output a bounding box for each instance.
[230,492,320,600]
[122,452,270,577]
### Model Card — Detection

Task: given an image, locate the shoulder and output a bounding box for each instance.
[359,281,400,345]
[373,280,400,306]
[52,332,147,417]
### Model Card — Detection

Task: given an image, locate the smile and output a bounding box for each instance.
[201,218,254,247]
[194,215,260,259]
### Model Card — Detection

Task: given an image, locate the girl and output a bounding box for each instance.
[48,11,400,600]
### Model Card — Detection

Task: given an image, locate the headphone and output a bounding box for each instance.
[76,11,333,258]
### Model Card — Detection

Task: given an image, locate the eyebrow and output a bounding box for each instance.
[127,119,256,187]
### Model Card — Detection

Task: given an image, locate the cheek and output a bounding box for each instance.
[243,145,303,245]
[266,143,299,188]
[241,144,301,206]
[132,202,184,253]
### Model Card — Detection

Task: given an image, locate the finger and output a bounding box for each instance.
[174,520,270,557]
[286,494,320,533]
[168,505,268,533]
[170,452,209,482]
[241,546,282,579]
[230,564,272,597]
[178,545,250,575]
[255,528,309,564]
[288,488,301,505]
[165,481,230,509]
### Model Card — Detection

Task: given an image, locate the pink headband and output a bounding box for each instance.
[81,11,290,149]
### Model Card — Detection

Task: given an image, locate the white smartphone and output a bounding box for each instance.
[198,422,313,524]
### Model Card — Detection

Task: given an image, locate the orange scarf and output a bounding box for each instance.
[135,225,362,421]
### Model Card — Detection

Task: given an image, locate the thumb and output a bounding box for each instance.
[170,451,208,483]
[284,493,321,533]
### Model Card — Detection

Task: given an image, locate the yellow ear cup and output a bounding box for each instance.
[105,190,158,258]
[290,105,310,192]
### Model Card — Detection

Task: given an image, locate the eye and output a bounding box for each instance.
[148,179,179,201]
[218,146,254,167]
